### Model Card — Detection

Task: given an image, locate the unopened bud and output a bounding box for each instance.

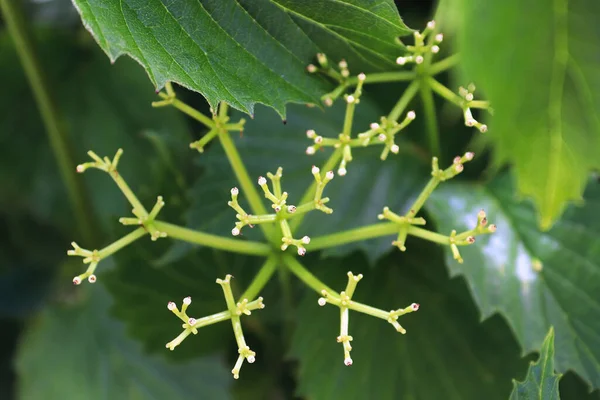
[344,357,353,366]
[167,301,176,310]
[312,165,320,174]
[231,187,239,196]
[370,122,380,130]
[411,303,420,311]
[306,129,316,139]
[427,20,436,29]
[455,164,464,173]
[435,33,444,43]
[407,110,416,120]
[258,176,267,185]
[431,45,440,54]
[287,205,297,213]
[339,59,348,69]
[298,247,306,256]
[318,297,327,306]
[465,152,475,160]
[76,164,84,173]
[183,296,191,305]
[478,209,486,219]
[324,98,333,107]
[466,236,476,244]
[466,93,474,102]
[232,227,240,236]
[346,95,355,104]
[307,64,317,73]
[88,275,97,283]
[489,224,497,232]
[326,171,334,180]
[188,318,196,326]
[466,119,476,127]
[306,146,316,155]
[338,167,347,176]
[391,144,400,154]
[378,133,387,142]
[314,135,323,144]
[415,55,424,64]
[396,56,407,65]
[302,236,311,244]
[73,277,82,285]
[247,355,256,364]
[357,73,366,81]
[479,124,488,133]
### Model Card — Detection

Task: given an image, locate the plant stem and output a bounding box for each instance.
[239,256,278,301]
[419,81,441,157]
[427,77,463,107]
[308,222,398,251]
[282,254,337,295]
[429,54,461,76]
[156,92,215,129]
[408,177,439,216]
[346,70,416,85]
[0,0,95,243]
[97,227,147,258]
[217,128,273,238]
[289,147,343,232]
[387,80,420,122]
[153,221,271,256]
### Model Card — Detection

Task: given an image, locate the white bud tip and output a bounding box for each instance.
[344,357,353,366]
[346,95,355,104]
[357,73,366,81]
[183,296,192,305]
[326,171,334,180]
[76,165,84,173]
[411,303,420,311]
[455,164,464,173]
[306,146,316,155]
[307,64,317,73]
[338,167,347,176]
[479,124,488,133]
[231,187,239,196]
[73,277,82,285]
[431,45,440,54]
[489,224,497,232]
[167,301,176,310]
[339,60,348,69]
[467,236,476,244]
[88,275,97,283]
[478,209,486,218]
[188,318,196,326]
[258,176,267,185]
[312,165,320,174]
[391,144,400,154]
[435,33,444,43]
[275,206,281,213]
[370,122,380,130]
[378,134,387,142]
[302,236,311,244]
[287,205,297,213]
[415,55,424,64]
[407,110,416,120]
[341,70,350,78]
[232,227,240,236]
[466,119,476,127]
[396,57,406,65]
[465,152,475,160]
[247,356,256,364]
[297,247,306,256]
[306,129,316,138]
[318,297,327,306]
[466,93,474,102]
[314,135,323,144]
[427,20,435,29]
[324,98,333,107]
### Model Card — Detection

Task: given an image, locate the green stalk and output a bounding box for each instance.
[419,81,441,157]
[346,70,416,85]
[153,221,271,256]
[97,227,147,258]
[156,93,215,129]
[429,54,461,76]
[427,77,463,107]
[0,0,95,243]
[408,177,440,216]
[387,80,420,122]
[308,222,398,251]
[239,256,278,301]
[282,254,337,295]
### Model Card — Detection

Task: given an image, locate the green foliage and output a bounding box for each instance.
[426,175,600,390]
[71,0,411,115]
[510,327,561,400]
[458,0,600,229]
[16,285,232,400]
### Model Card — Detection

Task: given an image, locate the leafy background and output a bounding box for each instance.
[1,0,599,399]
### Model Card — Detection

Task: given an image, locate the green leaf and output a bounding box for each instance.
[188,99,428,263]
[510,327,561,400]
[290,246,529,400]
[71,0,411,115]
[426,174,600,390]
[458,0,600,229]
[16,285,231,400]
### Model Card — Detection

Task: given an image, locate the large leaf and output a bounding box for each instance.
[290,245,529,400]
[71,0,412,115]
[458,0,600,229]
[510,327,561,400]
[16,285,231,400]
[426,174,600,390]
[187,99,428,263]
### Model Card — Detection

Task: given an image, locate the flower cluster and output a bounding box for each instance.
[396,20,443,66]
